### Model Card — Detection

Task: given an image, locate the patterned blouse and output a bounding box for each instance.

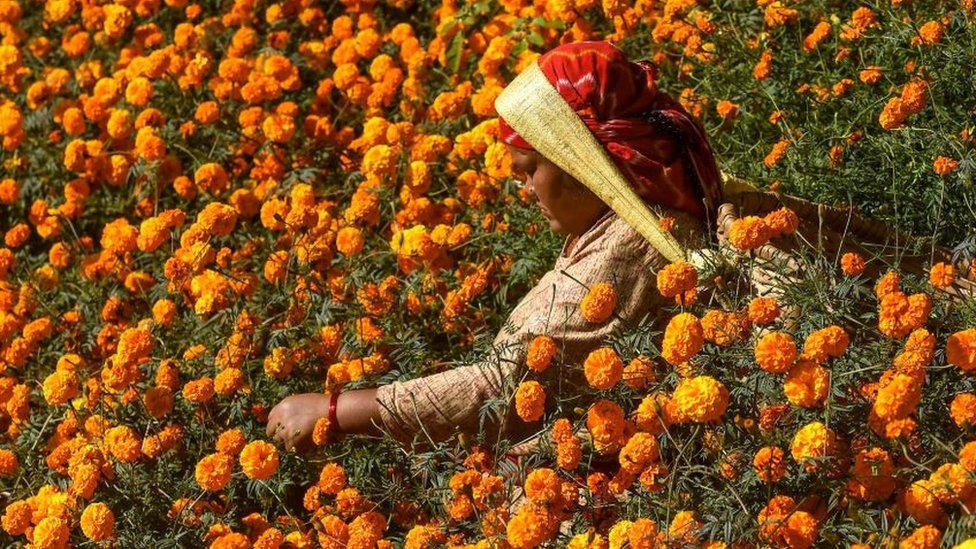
[373,205,707,448]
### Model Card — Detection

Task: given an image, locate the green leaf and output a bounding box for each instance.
[446,32,466,74]
[527,31,545,47]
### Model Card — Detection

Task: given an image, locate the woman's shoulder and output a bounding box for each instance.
[600,208,707,268]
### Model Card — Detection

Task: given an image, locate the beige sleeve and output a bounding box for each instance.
[374,225,667,448]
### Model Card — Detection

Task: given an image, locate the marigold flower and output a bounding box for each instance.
[618,432,660,474]
[901,479,946,525]
[701,309,750,346]
[753,446,786,482]
[526,335,557,372]
[790,421,837,464]
[656,260,698,298]
[671,375,729,423]
[748,296,780,325]
[783,360,829,408]
[662,312,704,366]
[580,282,617,323]
[0,449,17,477]
[755,331,797,373]
[239,440,279,480]
[42,369,79,405]
[841,252,866,276]
[514,381,545,422]
[763,207,799,238]
[727,215,771,250]
[195,452,233,491]
[79,502,114,541]
[586,399,627,454]
[623,355,655,389]
[318,463,347,494]
[801,325,849,362]
[216,429,246,456]
[104,425,142,463]
[583,347,623,390]
[33,516,69,549]
[929,262,955,288]
[933,156,959,176]
[948,329,976,372]
[506,503,558,549]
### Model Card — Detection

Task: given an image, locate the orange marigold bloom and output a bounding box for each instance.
[506,503,558,549]
[790,421,837,464]
[104,425,142,463]
[748,296,780,325]
[951,393,976,428]
[619,432,660,474]
[753,446,786,482]
[586,399,627,454]
[845,447,895,502]
[80,502,114,541]
[623,355,655,389]
[583,347,623,390]
[727,215,771,250]
[763,138,790,169]
[514,380,545,422]
[701,309,750,346]
[216,429,246,456]
[182,376,214,403]
[195,452,233,491]
[33,516,70,549]
[948,329,976,372]
[239,440,279,480]
[42,369,79,405]
[0,449,17,477]
[763,207,799,238]
[933,156,959,176]
[929,262,955,288]
[336,226,365,256]
[901,479,946,526]
[656,260,698,298]
[671,375,729,423]
[661,312,704,366]
[526,335,557,372]
[801,325,849,363]
[580,282,617,323]
[194,163,229,195]
[783,360,829,408]
[754,331,797,373]
[841,251,866,276]
[318,463,347,494]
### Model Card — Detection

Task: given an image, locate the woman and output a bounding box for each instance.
[266,40,724,451]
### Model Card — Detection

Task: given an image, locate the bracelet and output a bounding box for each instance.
[328,391,340,432]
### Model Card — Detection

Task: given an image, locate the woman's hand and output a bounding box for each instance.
[266,392,330,452]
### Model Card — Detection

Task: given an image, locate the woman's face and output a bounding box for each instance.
[507,144,609,236]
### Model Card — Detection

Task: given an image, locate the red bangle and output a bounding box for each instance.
[328,391,340,432]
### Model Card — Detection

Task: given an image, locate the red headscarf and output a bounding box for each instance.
[498,40,723,224]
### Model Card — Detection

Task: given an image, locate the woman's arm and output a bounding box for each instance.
[266,388,383,450]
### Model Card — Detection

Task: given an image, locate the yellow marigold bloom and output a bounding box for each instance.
[583,347,623,390]
[753,446,786,482]
[514,380,545,422]
[263,347,295,380]
[195,452,233,491]
[790,421,836,464]
[483,141,512,180]
[929,261,955,288]
[526,335,557,372]
[727,215,771,250]
[656,260,697,298]
[783,360,829,408]
[239,440,278,480]
[661,312,704,366]
[671,375,729,423]
[42,369,79,405]
[80,502,114,541]
[754,331,797,373]
[33,516,69,549]
[580,282,617,323]
[748,296,780,325]
[948,329,976,372]
[933,156,960,176]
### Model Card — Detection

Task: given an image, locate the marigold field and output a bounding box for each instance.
[2,0,976,546]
